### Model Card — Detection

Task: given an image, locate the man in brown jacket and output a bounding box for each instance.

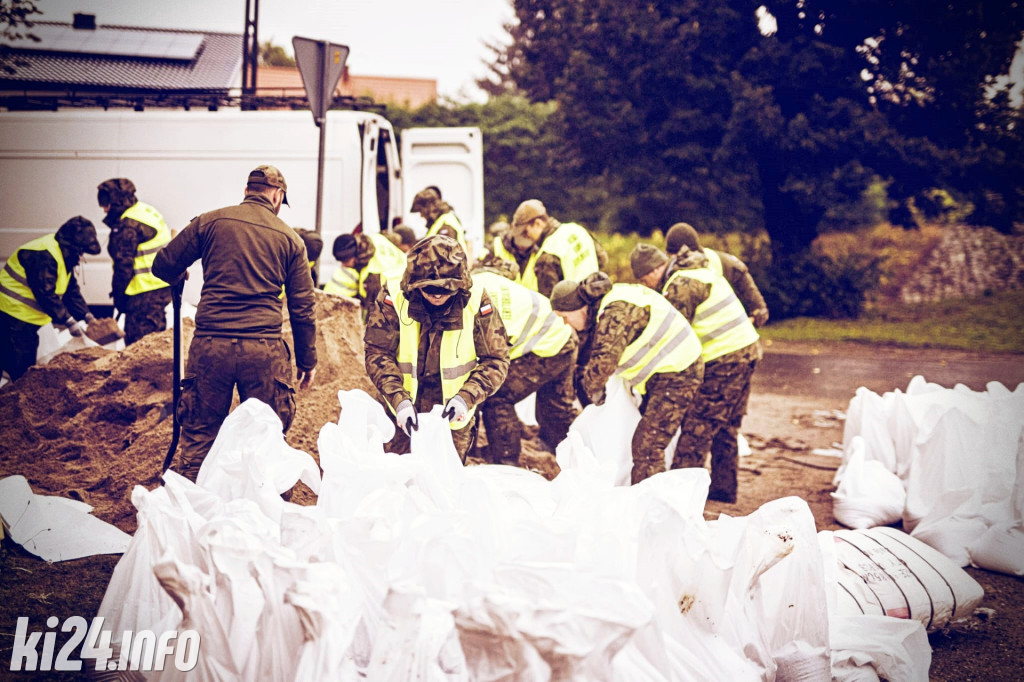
[153,165,317,481]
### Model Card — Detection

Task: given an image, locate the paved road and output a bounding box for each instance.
[752,341,1024,402]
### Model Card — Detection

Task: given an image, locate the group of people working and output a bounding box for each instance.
[0,164,769,503]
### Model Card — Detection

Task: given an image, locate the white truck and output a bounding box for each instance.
[0,109,485,307]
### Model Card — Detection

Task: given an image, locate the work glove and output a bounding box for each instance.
[396,399,418,436]
[66,318,87,338]
[442,395,469,424]
[84,312,96,324]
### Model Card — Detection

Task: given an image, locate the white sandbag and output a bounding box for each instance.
[568,378,639,487]
[198,398,323,522]
[287,562,368,680]
[36,326,101,364]
[829,527,983,631]
[150,558,241,681]
[0,475,131,561]
[842,387,897,473]
[830,614,931,682]
[514,392,538,427]
[967,429,1024,575]
[366,586,468,681]
[831,437,906,529]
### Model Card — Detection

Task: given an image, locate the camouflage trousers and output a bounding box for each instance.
[481,340,579,464]
[632,359,705,485]
[672,356,759,502]
[175,335,296,482]
[123,287,171,346]
[0,311,39,381]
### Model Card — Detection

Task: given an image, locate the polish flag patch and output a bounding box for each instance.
[383,294,395,307]
[480,302,493,316]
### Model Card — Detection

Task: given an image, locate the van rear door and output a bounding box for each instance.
[400,127,484,259]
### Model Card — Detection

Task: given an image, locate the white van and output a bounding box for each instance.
[0,109,484,307]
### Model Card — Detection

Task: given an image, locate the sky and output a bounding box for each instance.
[39,0,516,100]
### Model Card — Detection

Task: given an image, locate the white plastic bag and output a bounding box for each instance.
[831,437,906,529]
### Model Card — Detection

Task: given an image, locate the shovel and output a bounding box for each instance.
[161,281,185,476]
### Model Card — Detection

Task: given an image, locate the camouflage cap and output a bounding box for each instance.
[248,164,289,205]
[472,254,519,280]
[400,234,471,294]
[665,222,701,255]
[56,216,101,255]
[630,243,669,279]
[550,280,586,311]
[96,178,137,208]
[410,187,440,212]
[512,199,547,227]
[294,228,323,261]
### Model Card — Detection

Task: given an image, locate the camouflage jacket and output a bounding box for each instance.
[577,299,650,405]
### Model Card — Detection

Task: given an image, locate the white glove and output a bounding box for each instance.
[396,399,418,436]
[442,395,469,423]
[66,319,86,338]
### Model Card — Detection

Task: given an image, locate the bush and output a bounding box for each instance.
[760,251,882,320]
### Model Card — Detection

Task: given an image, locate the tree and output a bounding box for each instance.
[0,0,40,76]
[259,41,294,67]
[495,0,1024,259]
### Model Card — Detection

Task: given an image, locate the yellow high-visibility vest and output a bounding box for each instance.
[358,233,407,299]
[664,268,759,362]
[0,234,70,326]
[121,202,171,296]
[389,278,484,431]
[472,270,571,360]
[703,248,723,276]
[520,223,600,293]
[324,265,359,298]
[596,283,702,396]
[426,211,466,249]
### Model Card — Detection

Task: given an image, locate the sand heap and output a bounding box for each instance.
[0,291,373,533]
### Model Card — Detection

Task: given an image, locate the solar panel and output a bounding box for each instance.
[1,24,203,60]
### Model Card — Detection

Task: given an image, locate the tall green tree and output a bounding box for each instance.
[494,0,1024,258]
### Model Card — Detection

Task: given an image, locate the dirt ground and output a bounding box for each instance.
[0,295,1021,680]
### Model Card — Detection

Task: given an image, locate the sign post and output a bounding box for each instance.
[292,37,349,241]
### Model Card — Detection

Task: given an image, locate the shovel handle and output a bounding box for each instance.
[161,281,185,476]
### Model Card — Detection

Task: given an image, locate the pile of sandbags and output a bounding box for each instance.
[834,376,1024,575]
[95,389,941,681]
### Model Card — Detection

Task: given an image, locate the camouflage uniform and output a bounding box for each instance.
[567,274,704,485]
[661,249,761,502]
[364,236,509,460]
[0,217,99,380]
[98,178,172,345]
[152,166,317,482]
[481,331,578,464]
[665,222,769,327]
[410,188,463,244]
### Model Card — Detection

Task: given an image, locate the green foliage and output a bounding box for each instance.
[0,0,40,76]
[259,41,294,67]
[760,290,1024,353]
[760,251,882,320]
[495,0,1024,259]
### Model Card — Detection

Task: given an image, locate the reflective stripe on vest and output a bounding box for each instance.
[521,223,599,293]
[390,278,483,430]
[665,267,759,362]
[358,233,408,299]
[324,266,359,297]
[121,202,171,296]
[472,270,571,360]
[597,283,702,396]
[426,211,466,248]
[0,234,70,326]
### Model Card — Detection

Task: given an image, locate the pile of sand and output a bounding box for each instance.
[0,291,374,533]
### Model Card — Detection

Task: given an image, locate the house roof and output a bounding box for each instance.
[259,66,437,108]
[0,21,242,92]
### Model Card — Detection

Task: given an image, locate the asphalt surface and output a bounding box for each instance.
[752,341,1024,402]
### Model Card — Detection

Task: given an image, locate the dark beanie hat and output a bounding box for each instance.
[333,233,358,261]
[630,243,669,279]
[665,222,701,255]
[550,280,586,311]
